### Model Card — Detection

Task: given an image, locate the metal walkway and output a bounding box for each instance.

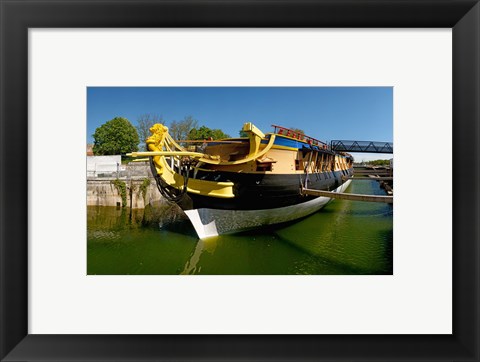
[330,140,393,153]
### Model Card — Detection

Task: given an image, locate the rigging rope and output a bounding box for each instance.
[149,156,193,204]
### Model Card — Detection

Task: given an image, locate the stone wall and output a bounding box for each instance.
[87,178,163,209]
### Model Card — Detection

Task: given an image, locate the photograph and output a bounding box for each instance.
[87,86,393,275]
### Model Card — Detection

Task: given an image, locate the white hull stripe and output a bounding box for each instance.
[184,180,352,239]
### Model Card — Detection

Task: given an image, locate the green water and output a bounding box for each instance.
[87,180,393,275]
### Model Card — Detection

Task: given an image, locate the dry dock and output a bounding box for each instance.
[301,188,393,203]
[302,165,394,203]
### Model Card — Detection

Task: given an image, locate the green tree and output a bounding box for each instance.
[169,116,198,141]
[239,129,248,137]
[367,159,391,166]
[93,117,139,155]
[189,126,231,140]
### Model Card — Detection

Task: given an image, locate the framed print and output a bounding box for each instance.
[29,29,449,335]
[1,0,478,361]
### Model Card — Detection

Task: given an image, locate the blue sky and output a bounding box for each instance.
[87,87,393,161]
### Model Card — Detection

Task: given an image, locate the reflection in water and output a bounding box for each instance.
[87,180,393,275]
[181,238,218,275]
[274,181,393,274]
[181,240,204,275]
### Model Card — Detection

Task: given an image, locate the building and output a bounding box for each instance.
[86,144,94,156]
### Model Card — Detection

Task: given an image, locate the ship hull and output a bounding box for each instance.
[184,179,351,239]
[138,122,356,238]
[187,169,353,210]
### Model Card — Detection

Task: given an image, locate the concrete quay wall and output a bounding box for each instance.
[87,177,162,209]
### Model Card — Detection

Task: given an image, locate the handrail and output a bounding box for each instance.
[271,124,327,147]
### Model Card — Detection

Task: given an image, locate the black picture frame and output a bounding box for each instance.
[1,0,478,361]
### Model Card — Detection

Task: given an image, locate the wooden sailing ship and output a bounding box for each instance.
[128,123,354,238]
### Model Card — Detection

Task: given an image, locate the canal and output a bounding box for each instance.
[87,180,393,275]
